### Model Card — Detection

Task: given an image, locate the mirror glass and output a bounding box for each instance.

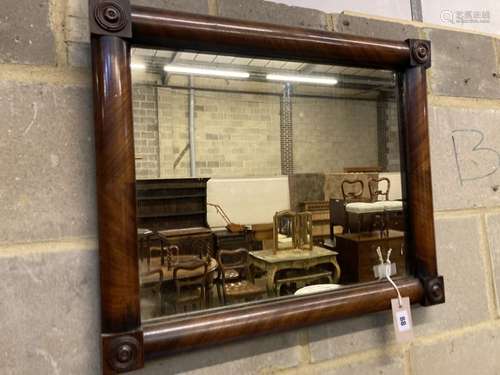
[131,47,409,320]
[274,211,296,251]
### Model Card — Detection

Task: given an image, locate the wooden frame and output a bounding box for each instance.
[88,1,444,373]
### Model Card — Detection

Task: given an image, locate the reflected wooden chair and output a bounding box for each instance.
[137,228,153,270]
[192,237,212,260]
[369,177,396,233]
[165,244,180,269]
[341,179,365,203]
[341,179,366,233]
[214,252,241,305]
[369,177,405,231]
[166,238,211,267]
[143,236,167,267]
[217,249,266,305]
[368,177,391,201]
[172,259,208,313]
[140,268,165,317]
[168,240,217,308]
[191,238,217,307]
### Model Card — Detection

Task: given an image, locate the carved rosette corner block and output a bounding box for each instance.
[102,331,144,373]
[89,0,132,38]
[407,39,431,69]
[420,276,445,306]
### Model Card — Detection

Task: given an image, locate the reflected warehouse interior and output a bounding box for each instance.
[130,47,408,320]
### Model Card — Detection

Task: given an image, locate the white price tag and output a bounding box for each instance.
[391,297,414,342]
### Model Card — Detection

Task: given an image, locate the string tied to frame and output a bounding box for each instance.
[378,246,403,308]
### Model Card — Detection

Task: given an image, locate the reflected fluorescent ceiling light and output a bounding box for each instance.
[266,73,338,85]
[164,65,250,78]
[130,63,146,70]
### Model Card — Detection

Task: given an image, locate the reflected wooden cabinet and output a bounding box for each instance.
[136,178,210,231]
[336,230,406,283]
[137,178,214,257]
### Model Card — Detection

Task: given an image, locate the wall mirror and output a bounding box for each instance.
[89,1,444,373]
[131,48,407,319]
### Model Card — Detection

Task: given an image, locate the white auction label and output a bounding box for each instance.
[396,310,411,332]
[391,297,414,342]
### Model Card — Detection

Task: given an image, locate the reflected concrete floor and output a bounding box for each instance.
[140,272,334,321]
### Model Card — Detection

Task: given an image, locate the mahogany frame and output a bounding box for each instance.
[88,1,444,373]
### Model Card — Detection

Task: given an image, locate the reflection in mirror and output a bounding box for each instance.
[273,210,296,251]
[131,47,408,320]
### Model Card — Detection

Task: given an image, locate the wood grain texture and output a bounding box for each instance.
[401,67,437,277]
[142,277,423,358]
[130,6,411,70]
[91,35,141,333]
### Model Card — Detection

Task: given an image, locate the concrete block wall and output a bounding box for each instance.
[156,86,282,178]
[134,78,380,178]
[157,87,189,177]
[156,91,379,177]
[133,85,160,178]
[3,0,500,374]
[293,97,379,173]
